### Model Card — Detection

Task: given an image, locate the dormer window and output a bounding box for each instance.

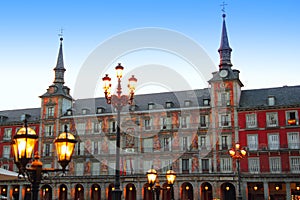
[268,96,275,106]
[148,103,155,110]
[66,109,72,116]
[82,109,89,115]
[129,105,137,111]
[96,107,105,114]
[184,100,192,107]
[166,102,173,108]
[203,99,210,106]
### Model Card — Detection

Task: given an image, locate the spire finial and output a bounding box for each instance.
[58,28,64,41]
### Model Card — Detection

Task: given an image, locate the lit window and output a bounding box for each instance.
[286,111,298,126]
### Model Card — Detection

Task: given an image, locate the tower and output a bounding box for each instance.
[208,14,243,178]
[39,36,73,167]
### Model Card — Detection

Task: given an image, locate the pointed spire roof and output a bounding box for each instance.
[53,37,66,84]
[218,14,232,69]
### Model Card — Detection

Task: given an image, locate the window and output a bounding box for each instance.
[184,100,191,107]
[93,121,102,133]
[143,138,153,152]
[76,142,85,155]
[199,115,209,128]
[268,134,280,150]
[92,162,100,176]
[268,96,275,106]
[246,113,257,128]
[286,111,298,125]
[92,141,101,154]
[221,135,230,150]
[1,165,9,170]
[3,128,12,140]
[163,138,171,151]
[3,146,10,158]
[248,158,260,173]
[220,158,232,172]
[269,157,281,173]
[143,160,153,173]
[76,163,84,176]
[290,157,300,173]
[266,112,278,127]
[219,92,230,106]
[144,118,152,130]
[200,136,206,149]
[66,110,72,116]
[45,125,54,136]
[47,107,54,118]
[288,132,300,149]
[182,159,189,173]
[166,102,173,108]
[180,116,189,128]
[43,144,52,156]
[203,99,210,106]
[109,121,116,133]
[247,134,258,150]
[201,159,209,173]
[82,109,88,115]
[161,117,172,129]
[76,123,86,135]
[96,107,105,114]
[220,114,231,127]
[148,103,154,110]
[182,137,189,151]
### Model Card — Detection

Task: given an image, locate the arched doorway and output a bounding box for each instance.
[143,183,154,200]
[75,184,84,200]
[12,186,19,200]
[59,184,68,200]
[201,182,213,200]
[41,184,52,200]
[24,185,31,200]
[247,182,264,200]
[125,183,136,200]
[162,183,171,200]
[221,182,236,200]
[91,184,101,200]
[107,183,114,200]
[181,182,193,200]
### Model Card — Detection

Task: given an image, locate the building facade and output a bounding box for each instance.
[0,14,300,200]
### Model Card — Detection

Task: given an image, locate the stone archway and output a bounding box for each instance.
[75,184,84,200]
[221,182,236,200]
[181,182,193,200]
[59,184,68,200]
[91,183,101,200]
[200,182,213,200]
[41,184,52,200]
[125,183,136,200]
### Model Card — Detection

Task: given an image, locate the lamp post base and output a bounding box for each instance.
[112,189,122,200]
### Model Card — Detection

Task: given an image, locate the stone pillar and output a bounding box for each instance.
[242,181,247,200]
[263,181,269,200]
[18,185,23,200]
[7,185,12,200]
[136,181,142,200]
[286,182,291,200]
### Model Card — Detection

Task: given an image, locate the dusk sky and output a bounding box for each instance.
[0,1,299,110]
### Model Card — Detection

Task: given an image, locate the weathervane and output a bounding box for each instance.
[220,1,227,14]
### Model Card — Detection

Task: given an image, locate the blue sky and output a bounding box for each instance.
[0,1,299,110]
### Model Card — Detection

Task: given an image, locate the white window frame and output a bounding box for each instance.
[220,157,232,172]
[199,115,209,128]
[219,114,231,127]
[288,132,300,149]
[45,125,54,137]
[246,113,257,128]
[290,157,300,173]
[269,157,281,173]
[180,115,190,129]
[248,158,260,173]
[3,128,12,140]
[144,117,152,131]
[143,138,153,152]
[3,146,10,158]
[266,112,278,127]
[268,133,280,150]
[247,134,258,150]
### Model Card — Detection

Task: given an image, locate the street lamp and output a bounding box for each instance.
[229,142,247,200]
[102,63,137,200]
[146,167,176,200]
[166,168,176,200]
[11,120,77,200]
[146,168,158,200]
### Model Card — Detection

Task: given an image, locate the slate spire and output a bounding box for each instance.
[53,36,66,84]
[218,14,232,69]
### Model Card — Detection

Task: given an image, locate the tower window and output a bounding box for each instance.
[47,107,54,118]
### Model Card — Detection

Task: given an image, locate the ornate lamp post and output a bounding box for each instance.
[11,120,77,200]
[229,143,247,200]
[102,63,137,200]
[146,168,158,200]
[166,167,176,200]
[146,167,176,200]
